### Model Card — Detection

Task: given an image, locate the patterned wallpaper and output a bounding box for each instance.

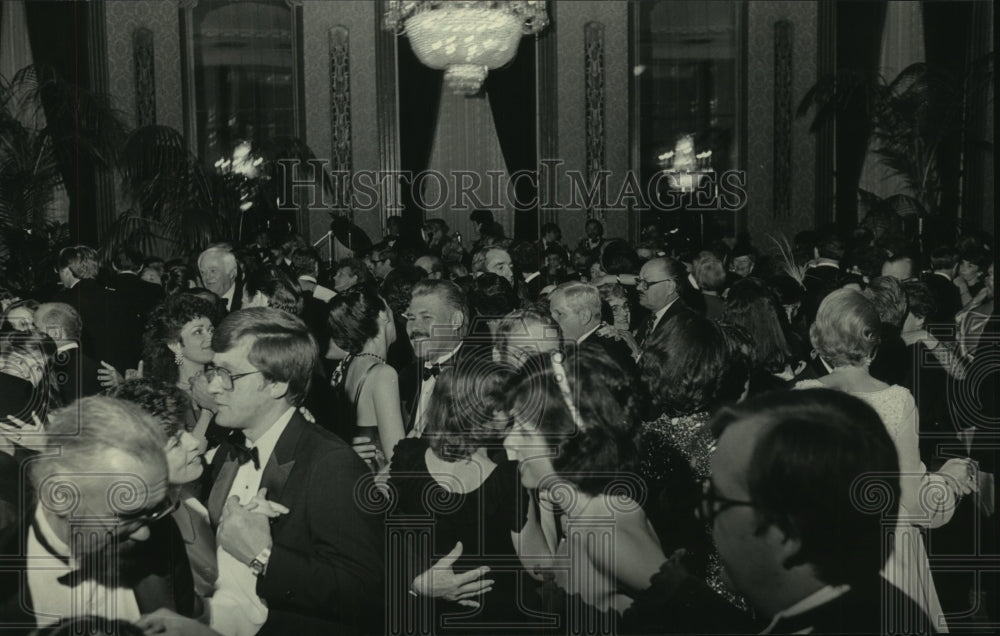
[745,1,818,242]
[104,1,183,133]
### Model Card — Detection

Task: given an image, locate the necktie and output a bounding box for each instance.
[422,363,442,381]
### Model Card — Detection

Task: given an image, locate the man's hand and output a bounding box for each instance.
[244,487,291,519]
[137,608,220,636]
[98,361,125,389]
[218,491,273,565]
[411,541,494,609]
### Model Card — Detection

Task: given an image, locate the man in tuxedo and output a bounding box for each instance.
[198,246,243,313]
[204,308,383,635]
[577,218,606,255]
[708,389,934,634]
[635,257,692,349]
[549,282,637,376]
[51,245,137,373]
[111,248,165,320]
[33,302,101,404]
[0,396,197,629]
[400,279,470,437]
[922,246,962,332]
[802,235,844,324]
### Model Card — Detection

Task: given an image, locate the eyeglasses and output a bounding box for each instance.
[696,477,755,525]
[204,363,262,391]
[636,278,672,291]
[116,496,180,526]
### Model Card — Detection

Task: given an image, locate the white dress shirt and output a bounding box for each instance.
[412,344,462,437]
[27,508,141,629]
[209,407,295,636]
[759,584,850,634]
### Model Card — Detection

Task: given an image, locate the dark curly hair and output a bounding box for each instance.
[108,377,189,438]
[507,347,645,496]
[425,356,511,461]
[142,294,219,384]
[641,313,731,417]
[327,285,386,355]
[723,277,792,374]
[245,266,303,316]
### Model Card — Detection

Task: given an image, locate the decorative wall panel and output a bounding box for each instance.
[773,19,792,220]
[329,26,353,214]
[132,28,156,127]
[584,21,606,221]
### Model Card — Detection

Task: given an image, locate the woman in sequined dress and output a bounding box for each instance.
[639,313,750,609]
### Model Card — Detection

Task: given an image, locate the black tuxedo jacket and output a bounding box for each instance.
[206,412,384,635]
[53,347,102,406]
[922,272,962,329]
[0,508,198,633]
[51,279,139,373]
[111,272,164,319]
[579,327,638,379]
[638,298,694,349]
[802,264,842,323]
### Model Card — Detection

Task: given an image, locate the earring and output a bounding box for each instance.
[174,350,184,367]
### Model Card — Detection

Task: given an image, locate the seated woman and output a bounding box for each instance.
[327,285,405,469]
[387,359,529,631]
[141,295,221,442]
[504,347,663,615]
[798,288,978,631]
[109,377,215,600]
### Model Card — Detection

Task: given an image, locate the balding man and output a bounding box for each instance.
[635,257,693,348]
[549,281,636,376]
[0,397,198,628]
[198,246,243,312]
[34,302,101,403]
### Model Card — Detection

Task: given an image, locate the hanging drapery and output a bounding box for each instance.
[858,0,924,206]
[485,37,538,240]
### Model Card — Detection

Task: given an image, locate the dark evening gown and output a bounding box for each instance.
[387,437,535,633]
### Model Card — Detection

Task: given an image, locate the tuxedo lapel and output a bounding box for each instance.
[260,414,304,504]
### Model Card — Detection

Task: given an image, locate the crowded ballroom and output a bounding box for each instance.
[0,0,996,634]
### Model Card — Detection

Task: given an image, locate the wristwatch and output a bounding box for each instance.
[249,547,271,577]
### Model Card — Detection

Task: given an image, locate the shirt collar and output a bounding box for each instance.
[523,271,541,283]
[34,506,71,560]
[297,275,317,285]
[246,407,296,469]
[56,342,79,354]
[221,284,236,304]
[688,272,700,290]
[935,271,952,280]
[653,297,679,325]
[425,342,462,367]
[759,585,850,634]
[576,323,601,344]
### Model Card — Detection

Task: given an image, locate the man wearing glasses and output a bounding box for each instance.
[0,396,197,629]
[203,308,383,636]
[703,389,933,634]
[635,257,692,348]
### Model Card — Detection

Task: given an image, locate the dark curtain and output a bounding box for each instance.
[24,1,97,246]
[397,37,442,239]
[922,1,973,219]
[834,0,887,229]
[485,37,538,241]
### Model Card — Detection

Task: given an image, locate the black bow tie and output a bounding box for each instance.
[422,364,442,381]
[226,432,260,470]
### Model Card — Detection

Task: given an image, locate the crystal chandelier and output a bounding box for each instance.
[384,1,549,95]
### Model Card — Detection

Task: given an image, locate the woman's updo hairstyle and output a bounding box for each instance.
[327,284,385,355]
[809,288,882,368]
[507,346,645,497]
